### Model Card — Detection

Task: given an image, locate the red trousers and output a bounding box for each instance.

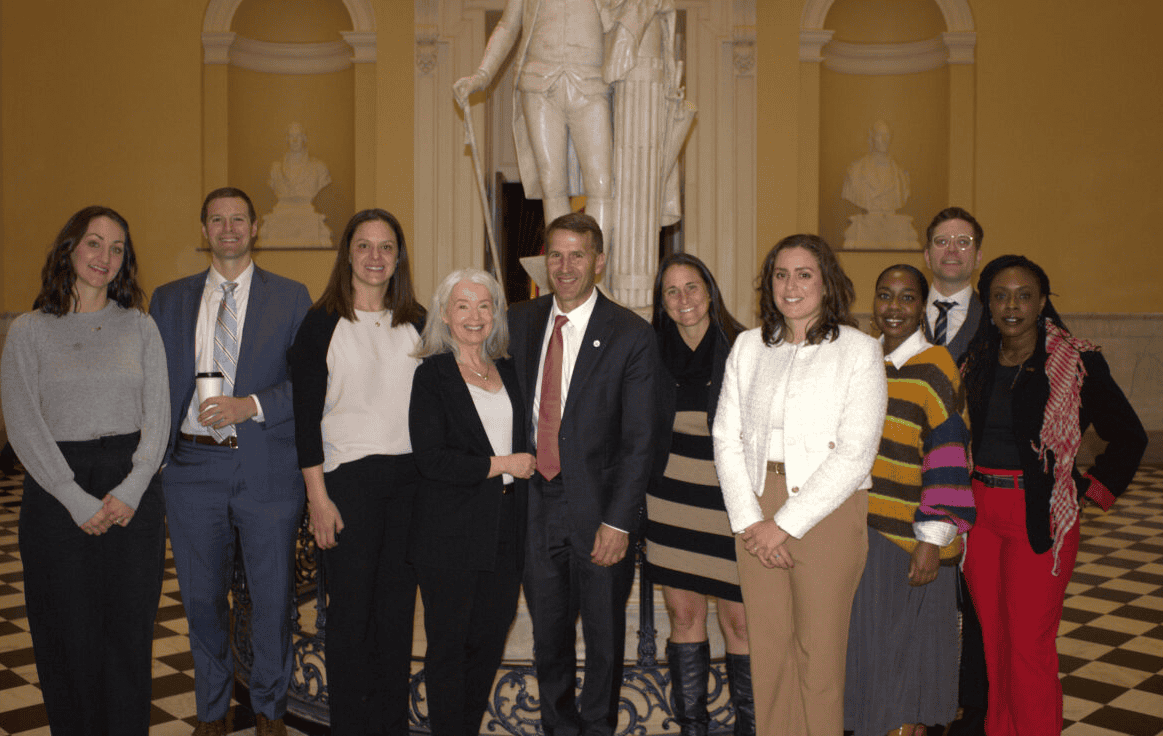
[963,469,1080,736]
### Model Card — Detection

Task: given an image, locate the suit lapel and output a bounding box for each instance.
[235,267,266,392]
[178,273,206,376]
[521,297,553,402]
[439,355,495,455]
[563,292,613,420]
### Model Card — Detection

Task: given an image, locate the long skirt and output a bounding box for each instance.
[843,530,960,735]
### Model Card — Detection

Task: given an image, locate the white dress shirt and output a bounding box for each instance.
[530,287,599,438]
[180,261,265,436]
[925,284,973,345]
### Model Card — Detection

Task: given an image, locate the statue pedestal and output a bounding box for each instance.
[259,201,332,248]
[842,212,919,250]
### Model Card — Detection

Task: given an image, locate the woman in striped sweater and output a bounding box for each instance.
[844,265,975,736]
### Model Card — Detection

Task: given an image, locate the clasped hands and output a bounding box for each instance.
[81,494,134,535]
[741,519,794,569]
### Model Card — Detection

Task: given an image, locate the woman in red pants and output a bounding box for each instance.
[960,255,1146,736]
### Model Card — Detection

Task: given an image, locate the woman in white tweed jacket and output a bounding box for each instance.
[713,234,886,736]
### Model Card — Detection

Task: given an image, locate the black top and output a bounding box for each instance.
[976,363,1023,470]
[963,322,1147,553]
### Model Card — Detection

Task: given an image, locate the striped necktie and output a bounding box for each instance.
[212,281,239,440]
[932,300,955,346]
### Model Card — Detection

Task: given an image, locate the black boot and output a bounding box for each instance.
[667,641,710,736]
[724,653,755,736]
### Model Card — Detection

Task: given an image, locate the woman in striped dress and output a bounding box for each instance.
[844,265,975,736]
[645,253,753,736]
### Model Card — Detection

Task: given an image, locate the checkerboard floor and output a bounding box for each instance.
[1,466,1160,735]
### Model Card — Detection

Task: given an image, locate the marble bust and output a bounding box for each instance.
[259,123,333,248]
[841,121,918,250]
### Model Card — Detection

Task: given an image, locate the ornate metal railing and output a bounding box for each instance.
[230,519,737,734]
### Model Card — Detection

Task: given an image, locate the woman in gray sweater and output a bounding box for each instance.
[1,206,169,736]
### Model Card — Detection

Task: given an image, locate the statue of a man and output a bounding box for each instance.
[842,120,909,213]
[454,0,615,244]
[260,123,333,248]
[841,120,918,250]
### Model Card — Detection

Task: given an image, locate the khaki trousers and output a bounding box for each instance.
[736,471,868,736]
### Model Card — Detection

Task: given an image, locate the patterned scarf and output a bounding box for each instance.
[1033,319,1097,575]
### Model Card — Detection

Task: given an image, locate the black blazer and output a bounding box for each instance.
[508,291,660,538]
[408,352,528,571]
[964,325,1147,553]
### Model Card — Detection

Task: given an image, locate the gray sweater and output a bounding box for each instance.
[1,303,169,524]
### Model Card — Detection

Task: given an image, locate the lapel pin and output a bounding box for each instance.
[593,340,601,348]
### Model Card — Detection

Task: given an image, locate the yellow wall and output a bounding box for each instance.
[2,0,1160,315]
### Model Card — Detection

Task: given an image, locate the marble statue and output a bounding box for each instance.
[454,0,694,310]
[259,123,333,248]
[841,120,918,250]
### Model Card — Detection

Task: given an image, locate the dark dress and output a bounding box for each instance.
[644,323,742,602]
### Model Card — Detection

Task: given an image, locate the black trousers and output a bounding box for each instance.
[416,491,522,736]
[524,476,635,736]
[957,566,989,711]
[322,454,419,736]
[18,432,166,736]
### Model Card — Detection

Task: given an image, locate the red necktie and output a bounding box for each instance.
[537,315,569,480]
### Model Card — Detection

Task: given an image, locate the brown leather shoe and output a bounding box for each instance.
[255,713,288,736]
[191,718,227,736]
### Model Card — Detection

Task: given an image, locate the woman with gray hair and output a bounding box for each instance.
[409,268,536,736]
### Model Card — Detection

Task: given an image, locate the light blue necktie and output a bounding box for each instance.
[212,281,239,440]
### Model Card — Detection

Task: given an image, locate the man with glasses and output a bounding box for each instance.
[922,207,985,362]
[921,206,986,736]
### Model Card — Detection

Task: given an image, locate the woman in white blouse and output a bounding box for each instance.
[289,209,427,736]
[408,268,536,736]
[712,234,887,736]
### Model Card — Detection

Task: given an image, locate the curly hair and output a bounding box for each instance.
[313,208,426,326]
[758,234,855,346]
[652,252,745,345]
[33,206,145,316]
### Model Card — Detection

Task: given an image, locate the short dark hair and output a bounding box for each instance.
[313,208,426,326]
[758,234,856,346]
[33,206,145,316]
[875,263,930,303]
[925,206,983,249]
[200,187,256,224]
[544,211,603,254]
[652,252,745,345]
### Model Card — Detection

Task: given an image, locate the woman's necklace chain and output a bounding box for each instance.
[460,360,490,381]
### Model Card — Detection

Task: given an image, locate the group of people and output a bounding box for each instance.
[2,193,1147,736]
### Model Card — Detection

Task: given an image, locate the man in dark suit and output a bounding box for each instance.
[508,212,660,736]
[921,206,986,736]
[150,188,311,736]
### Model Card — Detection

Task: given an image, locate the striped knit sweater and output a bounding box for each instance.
[869,334,975,562]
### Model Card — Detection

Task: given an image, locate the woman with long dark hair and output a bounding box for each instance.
[960,255,1145,736]
[713,234,886,736]
[289,208,426,735]
[844,265,974,736]
[2,206,168,735]
[645,253,753,736]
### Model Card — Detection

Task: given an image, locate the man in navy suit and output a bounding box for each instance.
[508,212,660,736]
[921,206,986,736]
[150,188,311,736]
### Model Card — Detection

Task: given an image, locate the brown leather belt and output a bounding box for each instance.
[180,432,238,449]
[766,460,786,475]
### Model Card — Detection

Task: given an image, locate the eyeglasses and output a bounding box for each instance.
[930,235,975,251]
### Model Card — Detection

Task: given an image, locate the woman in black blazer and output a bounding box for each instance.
[409,268,536,736]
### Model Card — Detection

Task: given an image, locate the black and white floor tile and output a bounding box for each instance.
[1,467,1160,735]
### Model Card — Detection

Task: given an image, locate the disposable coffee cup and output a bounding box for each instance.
[196,372,225,405]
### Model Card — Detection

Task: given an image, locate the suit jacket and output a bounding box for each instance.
[408,353,528,571]
[508,291,660,539]
[149,266,312,501]
[923,291,983,363]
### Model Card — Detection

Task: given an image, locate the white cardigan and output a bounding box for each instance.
[712,325,887,539]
